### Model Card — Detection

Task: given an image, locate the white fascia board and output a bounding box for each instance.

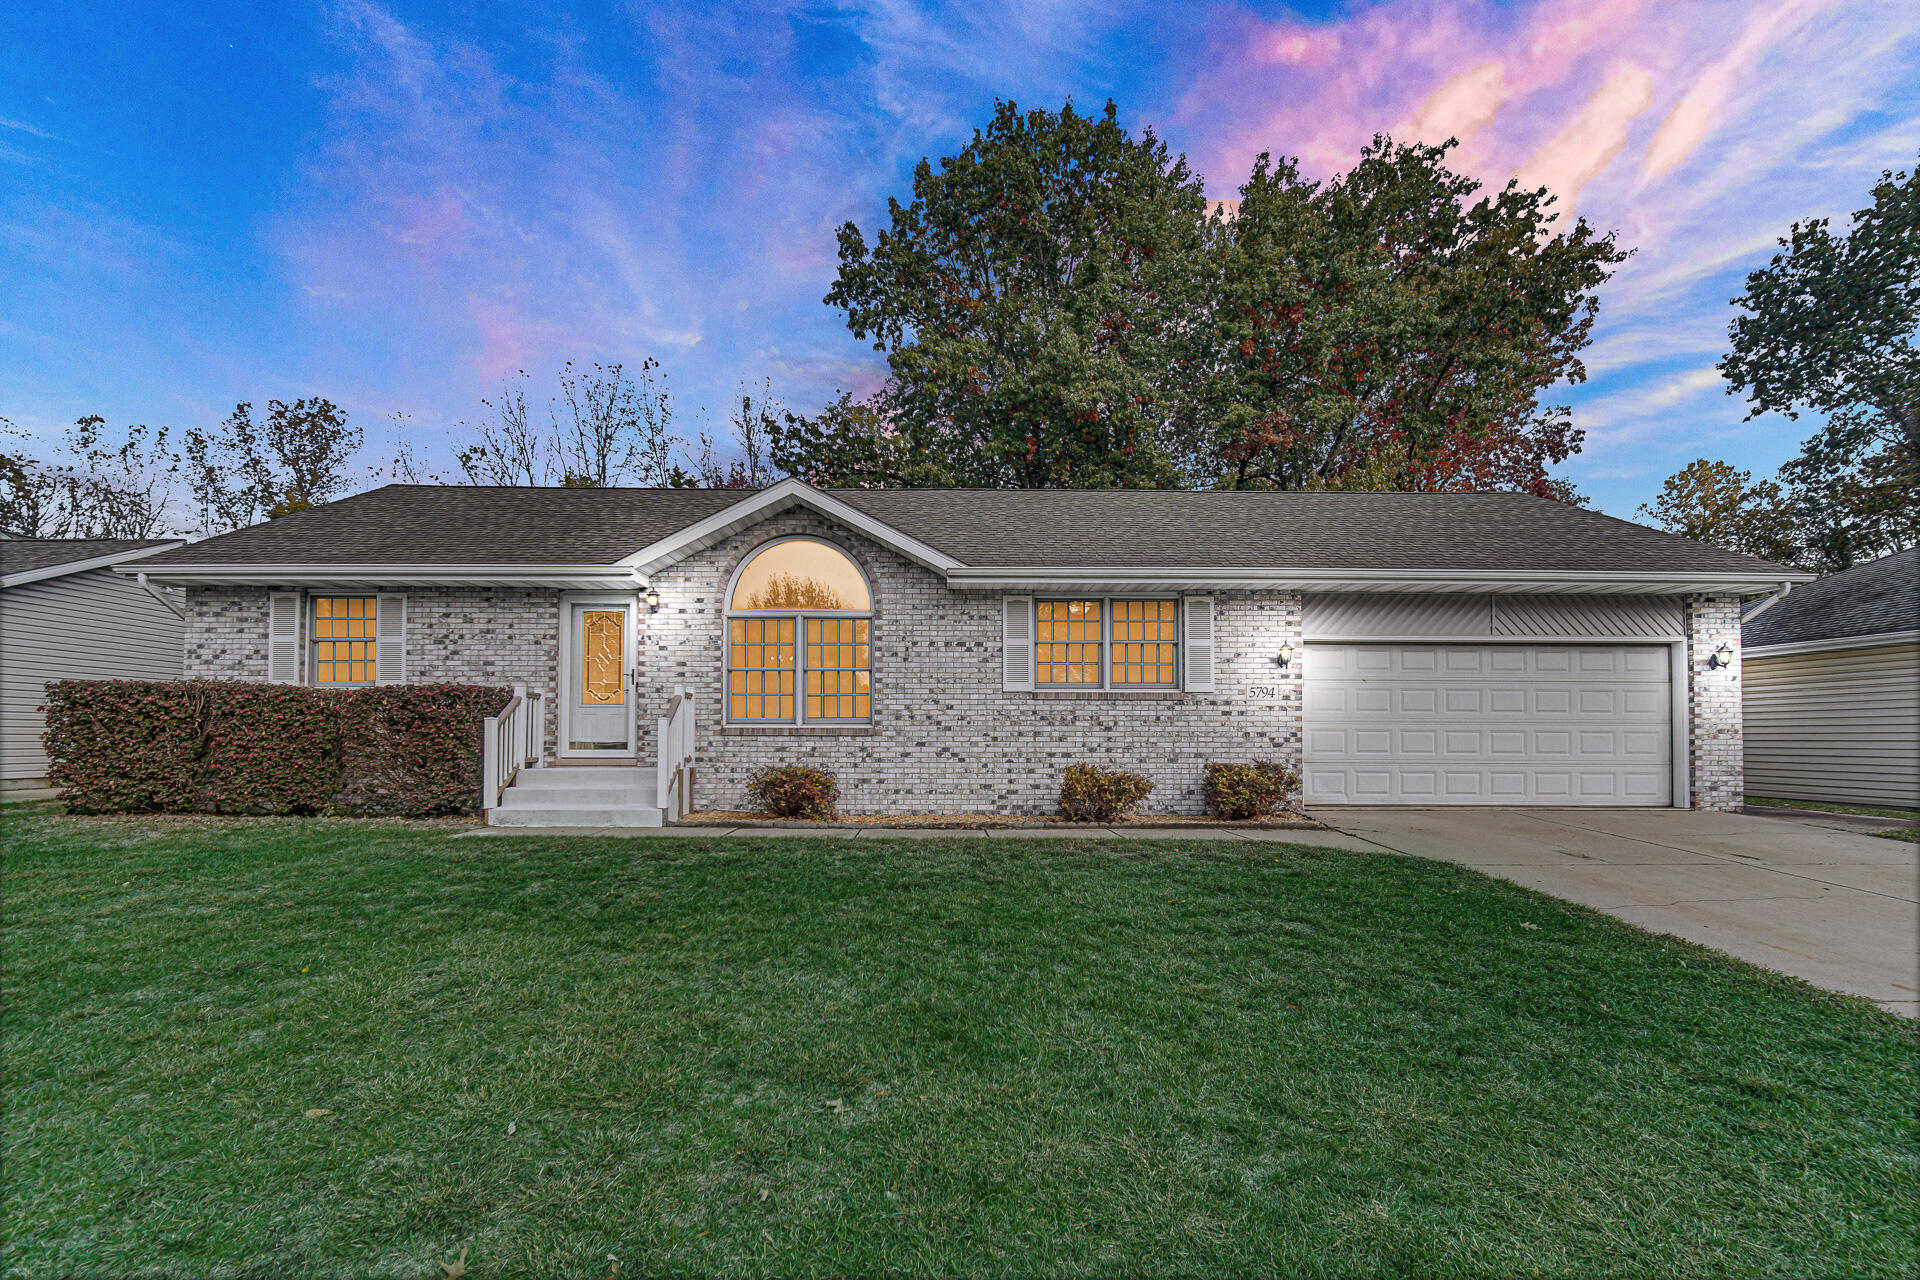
[1743,629,1920,660]
[2,541,185,589]
[941,567,1815,595]
[121,563,648,590]
[618,478,963,576]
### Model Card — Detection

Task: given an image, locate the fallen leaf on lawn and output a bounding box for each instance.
[1520,922,1540,931]
[439,1246,469,1279]
[758,1189,770,1203]
[303,1108,331,1119]
[825,1098,844,1114]
[507,1121,517,1135]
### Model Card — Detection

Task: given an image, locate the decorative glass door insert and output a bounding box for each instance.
[566,602,634,754]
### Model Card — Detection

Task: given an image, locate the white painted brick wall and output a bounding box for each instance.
[1686,593,1744,812]
[184,586,563,756]
[640,510,1303,815]
[178,534,1746,817]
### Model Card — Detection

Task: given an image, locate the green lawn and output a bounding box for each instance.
[4,807,1914,1278]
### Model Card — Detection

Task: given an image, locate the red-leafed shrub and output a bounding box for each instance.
[1201,760,1301,821]
[42,680,510,817]
[1059,764,1154,822]
[746,765,839,819]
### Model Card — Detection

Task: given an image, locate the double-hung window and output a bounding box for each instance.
[1035,598,1180,689]
[725,538,873,725]
[311,596,377,684]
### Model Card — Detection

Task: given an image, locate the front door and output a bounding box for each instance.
[562,600,636,757]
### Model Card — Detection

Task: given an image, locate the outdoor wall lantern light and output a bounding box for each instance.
[1707,642,1734,669]
[644,587,661,613]
[1275,643,1294,668]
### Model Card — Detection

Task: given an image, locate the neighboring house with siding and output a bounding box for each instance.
[125,482,1807,825]
[1,538,187,787]
[1742,547,1920,810]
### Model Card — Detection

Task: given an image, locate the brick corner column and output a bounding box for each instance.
[1685,593,1744,811]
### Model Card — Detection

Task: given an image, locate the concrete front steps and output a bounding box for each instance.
[487,766,664,827]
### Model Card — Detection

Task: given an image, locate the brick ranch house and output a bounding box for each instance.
[122,480,1808,825]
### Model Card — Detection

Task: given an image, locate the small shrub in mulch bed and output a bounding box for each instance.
[747,765,839,819]
[1202,760,1301,821]
[41,679,509,817]
[1059,764,1154,823]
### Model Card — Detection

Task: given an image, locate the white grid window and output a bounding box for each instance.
[1033,598,1180,690]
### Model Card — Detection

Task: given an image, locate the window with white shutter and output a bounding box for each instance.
[1002,596,1034,691]
[268,591,301,684]
[1182,595,1215,692]
[375,593,407,684]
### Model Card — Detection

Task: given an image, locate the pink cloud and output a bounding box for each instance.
[1172,0,1818,207]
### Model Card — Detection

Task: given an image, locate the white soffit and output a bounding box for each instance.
[941,568,1810,595]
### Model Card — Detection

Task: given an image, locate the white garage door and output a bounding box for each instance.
[1304,643,1674,806]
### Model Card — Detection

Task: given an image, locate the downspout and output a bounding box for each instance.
[1741,580,1794,624]
[136,572,187,619]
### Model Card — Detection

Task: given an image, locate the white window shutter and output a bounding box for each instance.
[1002,596,1034,692]
[268,592,301,684]
[1183,596,1215,692]
[375,593,407,684]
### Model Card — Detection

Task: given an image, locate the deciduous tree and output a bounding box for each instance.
[456,361,678,488]
[1638,459,1801,565]
[1721,157,1918,570]
[766,388,955,488]
[0,415,181,538]
[1187,141,1626,493]
[183,398,362,533]
[827,99,1209,488]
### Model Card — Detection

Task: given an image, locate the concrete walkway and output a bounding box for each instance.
[1314,807,1919,1017]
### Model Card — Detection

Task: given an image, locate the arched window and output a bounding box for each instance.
[725,538,871,724]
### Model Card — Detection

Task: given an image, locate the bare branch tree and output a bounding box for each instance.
[455,373,546,486]
[457,361,681,487]
[1,415,182,538]
[183,399,361,533]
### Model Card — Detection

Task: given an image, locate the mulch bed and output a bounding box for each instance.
[679,810,1323,831]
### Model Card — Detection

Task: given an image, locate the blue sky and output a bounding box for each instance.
[3,0,1916,517]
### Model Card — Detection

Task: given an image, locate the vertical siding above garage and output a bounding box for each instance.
[1,568,186,781]
[1303,593,1684,639]
[1744,641,1920,808]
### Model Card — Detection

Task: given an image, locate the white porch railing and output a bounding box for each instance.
[482,683,541,811]
[657,686,696,822]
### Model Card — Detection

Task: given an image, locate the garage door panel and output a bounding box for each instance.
[1489,689,1527,714]
[1623,689,1666,714]
[1305,642,1673,806]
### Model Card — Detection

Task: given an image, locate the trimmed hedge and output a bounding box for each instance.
[747,765,839,820]
[43,680,512,817]
[1202,760,1301,821]
[1059,764,1154,822]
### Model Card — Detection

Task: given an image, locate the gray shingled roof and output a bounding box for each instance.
[1743,547,1919,648]
[0,538,178,578]
[834,489,1787,572]
[131,483,1798,575]
[136,487,744,566]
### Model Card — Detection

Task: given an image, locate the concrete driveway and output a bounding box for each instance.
[1313,807,1919,1016]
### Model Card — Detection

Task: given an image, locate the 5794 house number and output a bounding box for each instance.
[1247,685,1282,701]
